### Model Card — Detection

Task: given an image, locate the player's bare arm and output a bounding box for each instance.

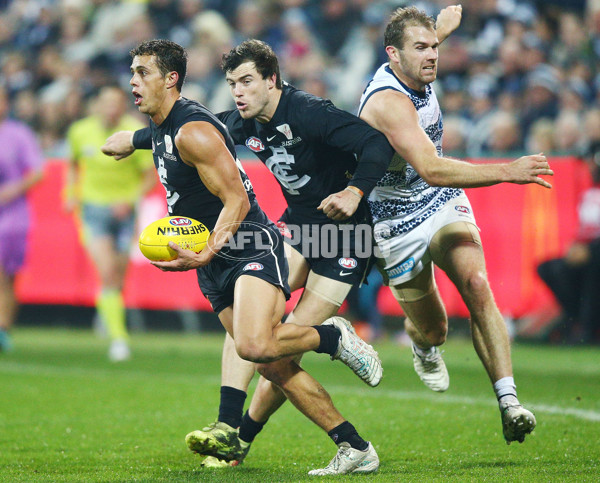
[436,5,462,44]
[101,131,136,160]
[152,121,250,272]
[360,90,553,188]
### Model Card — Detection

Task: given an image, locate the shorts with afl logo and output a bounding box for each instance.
[374,193,478,286]
[196,220,291,314]
[276,216,372,286]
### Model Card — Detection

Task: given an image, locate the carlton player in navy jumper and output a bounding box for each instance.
[358,6,552,443]
[114,40,381,475]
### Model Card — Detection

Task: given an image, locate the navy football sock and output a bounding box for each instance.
[313,324,341,356]
[328,421,368,451]
[218,386,247,428]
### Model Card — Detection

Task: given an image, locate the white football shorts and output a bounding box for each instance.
[374,193,478,286]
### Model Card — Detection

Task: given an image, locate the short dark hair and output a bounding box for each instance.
[384,6,436,50]
[130,39,187,92]
[221,39,281,89]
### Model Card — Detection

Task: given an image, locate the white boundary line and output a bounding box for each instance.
[327,385,600,422]
[2,361,599,422]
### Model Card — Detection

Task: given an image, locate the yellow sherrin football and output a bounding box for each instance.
[139,216,209,261]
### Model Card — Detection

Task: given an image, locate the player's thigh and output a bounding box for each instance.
[232,274,287,343]
[287,272,352,326]
[389,262,447,330]
[285,243,310,292]
[218,306,235,337]
[430,221,487,289]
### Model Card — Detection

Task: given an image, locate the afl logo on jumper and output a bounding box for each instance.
[246,137,265,152]
[338,258,358,270]
[455,205,471,214]
[243,262,264,271]
[169,217,192,226]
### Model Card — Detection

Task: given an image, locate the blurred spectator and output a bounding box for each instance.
[554,111,582,154]
[520,64,560,137]
[0,85,44,351]
[233,1,283,50]
[309,0,360,57]
[526,118,556,154]
[441,115,468,155]
[64,86,156,361]
[537,156,600,345]
[486,111,522,154]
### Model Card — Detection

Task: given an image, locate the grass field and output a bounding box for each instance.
[1,327,599,482]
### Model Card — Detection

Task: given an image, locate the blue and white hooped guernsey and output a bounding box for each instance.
[358,63,463,239]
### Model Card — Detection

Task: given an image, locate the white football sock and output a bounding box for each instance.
[494,376,518,405]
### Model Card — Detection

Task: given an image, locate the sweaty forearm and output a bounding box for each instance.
[424,157,509,188]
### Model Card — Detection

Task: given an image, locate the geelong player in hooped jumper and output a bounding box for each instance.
[358,6,552,444]
[115,39,382,475]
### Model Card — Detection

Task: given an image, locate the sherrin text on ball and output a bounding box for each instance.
[139,216,209,261]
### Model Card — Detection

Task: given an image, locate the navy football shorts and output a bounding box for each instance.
[276,219,372,286]
[196,222,290,314]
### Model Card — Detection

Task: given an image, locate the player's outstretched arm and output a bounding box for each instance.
[360,90,553,189]
[436,5,462,44]
[101,131,136,160]
[151,121,250,272]
[102,127,154,159]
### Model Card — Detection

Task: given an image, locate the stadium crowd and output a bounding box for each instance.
[0,0,597,159]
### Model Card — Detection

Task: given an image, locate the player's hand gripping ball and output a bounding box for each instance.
[139,216,209,261]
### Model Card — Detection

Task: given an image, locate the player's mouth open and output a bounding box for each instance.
[133,92,143,105]
[236,101,247,110]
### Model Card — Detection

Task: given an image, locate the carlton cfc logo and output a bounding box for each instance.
[246,137,265,152]
[169,217,193,226]
[338,258,357,269]
[455,205,471,214]
[243,262,264,271]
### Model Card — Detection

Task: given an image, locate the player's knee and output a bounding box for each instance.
[430,327,447,346]
[463,271,490,296]
[235,339,276,363]
[256,362,286,386]
[422,324,447,346]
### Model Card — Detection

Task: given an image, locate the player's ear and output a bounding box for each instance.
[385,45,400,63]
[267,73,277,89]
[166,71,179,90]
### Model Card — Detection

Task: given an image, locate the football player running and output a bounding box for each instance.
[117,39,383,475]
[358,5,551,444]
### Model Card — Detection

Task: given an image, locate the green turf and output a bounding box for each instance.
[1,328,598,482]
